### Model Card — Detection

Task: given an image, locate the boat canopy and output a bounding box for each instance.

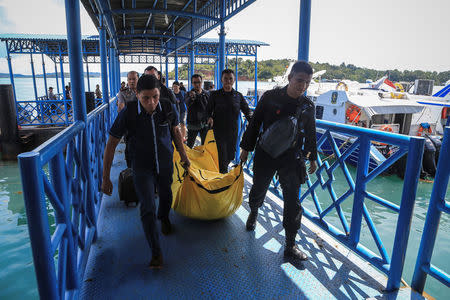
[348,95,425,118]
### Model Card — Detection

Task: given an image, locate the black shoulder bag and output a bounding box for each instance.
[258,105,302,159]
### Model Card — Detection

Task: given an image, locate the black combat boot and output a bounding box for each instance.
[246,210,258,231]
[284,231,308,261]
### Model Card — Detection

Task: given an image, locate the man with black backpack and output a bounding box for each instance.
[239,61,318,261]
[101,75,190,269]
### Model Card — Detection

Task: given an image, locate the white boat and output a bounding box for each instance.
[313,90,444,177]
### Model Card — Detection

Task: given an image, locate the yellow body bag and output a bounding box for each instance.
[171,130,244,220]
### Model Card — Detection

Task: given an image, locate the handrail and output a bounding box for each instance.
[412,126,450,293]
[240,114,424,291]
[18,99,116,299]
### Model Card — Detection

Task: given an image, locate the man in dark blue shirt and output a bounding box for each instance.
[101,75,190,269]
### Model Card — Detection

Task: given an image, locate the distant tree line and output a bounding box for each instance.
[168,59,449,85]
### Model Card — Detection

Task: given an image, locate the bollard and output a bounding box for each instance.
[0,84,21,160]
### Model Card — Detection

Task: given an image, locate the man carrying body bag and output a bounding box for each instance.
[239,61,318,261]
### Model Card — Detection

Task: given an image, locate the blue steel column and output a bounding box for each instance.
[54,62,60,95]
[18,152,59,299]
[254,48,258,105]
[58,45,65,98]
[298,0,311,61]
[99,17,110,125]
[116,54,121,89]
[42,54,48,97]
[6,41,17,102]
[109,46,114,96]
[30,52,38,100]
[387,137,425,291]
[175,51,179,81]
[235,53,238,91]
[85,58,91,92]
[412,127,450,293]
[165,56,169,85]
[64,0,96,288]
[189,45,195,90]
[218,0,226,89]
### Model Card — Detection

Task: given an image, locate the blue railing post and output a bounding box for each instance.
[116,54,121,89]
[99,16,110,127]
[412,127,450,293]
[348,136,370,245]
[298,0,311,61]
[5,40,17,102]
[64,0,97,248]
[109,46,114,96]
[18,151,59,299]
[42,54,48,98]
[58,44,66,96]
[387,136,425,291]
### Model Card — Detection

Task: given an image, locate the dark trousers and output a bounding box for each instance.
[215,134,237,174]
[133,168,173,256]
[248,149,303,233]
[186,127,208,148]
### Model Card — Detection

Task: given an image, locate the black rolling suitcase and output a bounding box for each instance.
[118,168,139,206]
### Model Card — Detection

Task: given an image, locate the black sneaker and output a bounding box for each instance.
[161,218,172,235]
[246,211,258,231]
[149,254,163,269]
[284,245,308,261]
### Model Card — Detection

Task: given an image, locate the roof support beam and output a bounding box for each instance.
[143,0,159,34]
[111,9,219,22]
[118,34,190,41]
[92,0,119,49]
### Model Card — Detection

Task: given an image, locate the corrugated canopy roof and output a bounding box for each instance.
[80,0,256,55]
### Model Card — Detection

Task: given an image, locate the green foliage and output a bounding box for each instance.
[168,59,449,85]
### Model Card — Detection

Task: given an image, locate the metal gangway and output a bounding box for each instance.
[16,0,449,299]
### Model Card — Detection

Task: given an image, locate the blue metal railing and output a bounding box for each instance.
[240,117,425,291]
[16,98,104,126]
[18,98,116,299]
[412,126,450,293]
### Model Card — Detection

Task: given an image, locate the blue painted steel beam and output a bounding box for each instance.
[254,48,257,105]
[412,127,450,293]
[111,8,219,21]
[58,45,65,99]
[165,54,169,85]
[217,0,226,89]
[118,33,191,41]
[235,53,238,90]
[30,52,38,101]
[64,0,97,287]
[85,59,91,91]
[189,46,195,90]
[18,152,59,299]
[92,0,119,49]
[174,50,179,81]
[54,62,60,94]
[298,0,311,61]
[386,136,425,291]
[5,41,17,102]
[41,54,48,98]
[99,16,110,126]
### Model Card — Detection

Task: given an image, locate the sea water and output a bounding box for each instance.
[0,77,448,299]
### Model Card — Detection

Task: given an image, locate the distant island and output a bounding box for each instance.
[2,59,449,85]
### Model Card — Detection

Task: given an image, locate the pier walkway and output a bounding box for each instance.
[80,144,423,299]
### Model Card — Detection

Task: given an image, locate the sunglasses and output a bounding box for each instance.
[192,81,201,84]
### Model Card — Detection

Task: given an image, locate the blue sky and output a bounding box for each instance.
[0,0,449,74]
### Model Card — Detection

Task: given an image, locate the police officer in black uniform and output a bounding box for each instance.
[240,61,318,261]
[185,74,210,148]
[207,69,252,173]
[102,75,190,269]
